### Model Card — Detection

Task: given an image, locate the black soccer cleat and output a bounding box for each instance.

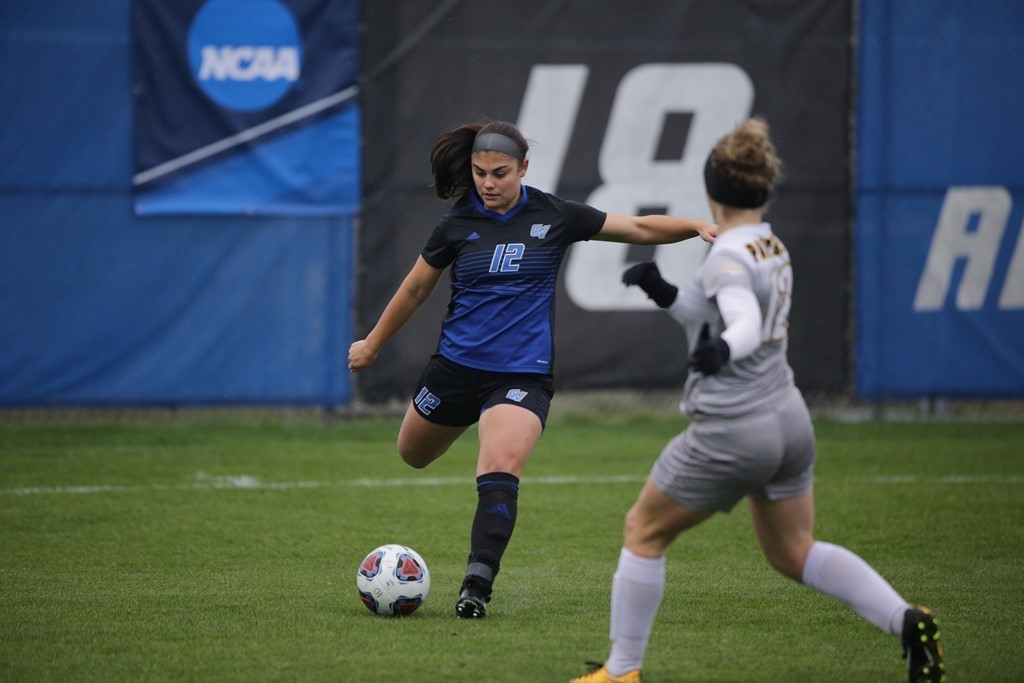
[455,575,491,619]
[902,606,947,682]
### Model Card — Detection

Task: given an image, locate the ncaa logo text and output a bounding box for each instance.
[187,0,302,112]
[198,46,299,83]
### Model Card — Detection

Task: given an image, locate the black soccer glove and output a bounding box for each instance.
[622,262,679,308]
[689,323,731,375]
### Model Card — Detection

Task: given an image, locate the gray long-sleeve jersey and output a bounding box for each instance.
[668,222,796,418]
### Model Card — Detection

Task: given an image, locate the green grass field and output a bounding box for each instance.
[1,410,1022,682]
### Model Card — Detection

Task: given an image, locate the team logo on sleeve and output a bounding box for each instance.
[505,389,529,402]
[530,224,551,239]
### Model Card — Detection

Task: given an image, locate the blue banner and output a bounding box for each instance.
[0,0,355,408]
[132,0,360,215]
[856,0,1024,398]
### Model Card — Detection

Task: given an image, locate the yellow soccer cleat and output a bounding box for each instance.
[569,662,642,683]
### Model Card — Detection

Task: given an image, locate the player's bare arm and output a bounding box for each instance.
[594,213,717,245]
[348,256,444,372]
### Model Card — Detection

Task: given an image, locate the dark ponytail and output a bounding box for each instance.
[430,120,529,200]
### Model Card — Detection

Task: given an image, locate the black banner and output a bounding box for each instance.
[357,0,851,402]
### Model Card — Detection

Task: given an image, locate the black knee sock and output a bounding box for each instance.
[466,472,520,585]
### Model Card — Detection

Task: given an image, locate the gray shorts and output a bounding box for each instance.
[651,386,816,513]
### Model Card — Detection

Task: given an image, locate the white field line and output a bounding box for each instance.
[1,474,1022,497]
[846,475,1024,484]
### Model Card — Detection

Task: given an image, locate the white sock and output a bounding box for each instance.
[606,547,666,675]
[801,541,909,637]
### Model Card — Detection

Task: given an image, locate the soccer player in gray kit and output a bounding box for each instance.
[571,118,945,683]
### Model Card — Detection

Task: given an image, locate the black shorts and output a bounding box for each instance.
[411,355,555,428]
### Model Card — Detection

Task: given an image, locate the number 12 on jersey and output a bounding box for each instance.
[765,263,793,342]
[489,243,525,273]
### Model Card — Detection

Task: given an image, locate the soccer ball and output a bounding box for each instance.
[357,544,431,616]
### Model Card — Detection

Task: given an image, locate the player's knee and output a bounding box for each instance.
[763,545,810,582]
[623,503,642,540]
[765,553,798,580]
[480,455,518,475]
[399,452,430,469]
[477,447,529,478]
[397,442,440,469]
[623,503,661,551]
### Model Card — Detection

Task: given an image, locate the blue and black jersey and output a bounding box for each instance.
[421,186,606,374]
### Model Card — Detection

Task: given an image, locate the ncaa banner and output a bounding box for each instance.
[132,0,360,215]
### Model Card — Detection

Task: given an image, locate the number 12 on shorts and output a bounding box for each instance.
[415,387,441,415]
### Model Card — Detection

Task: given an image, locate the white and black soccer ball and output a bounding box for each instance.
[357,544,431,616]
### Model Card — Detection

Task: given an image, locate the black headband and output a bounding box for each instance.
[703,156,769,209]
[472,132,526,161]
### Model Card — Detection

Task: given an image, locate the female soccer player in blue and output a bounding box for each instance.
[348,119,716,619]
